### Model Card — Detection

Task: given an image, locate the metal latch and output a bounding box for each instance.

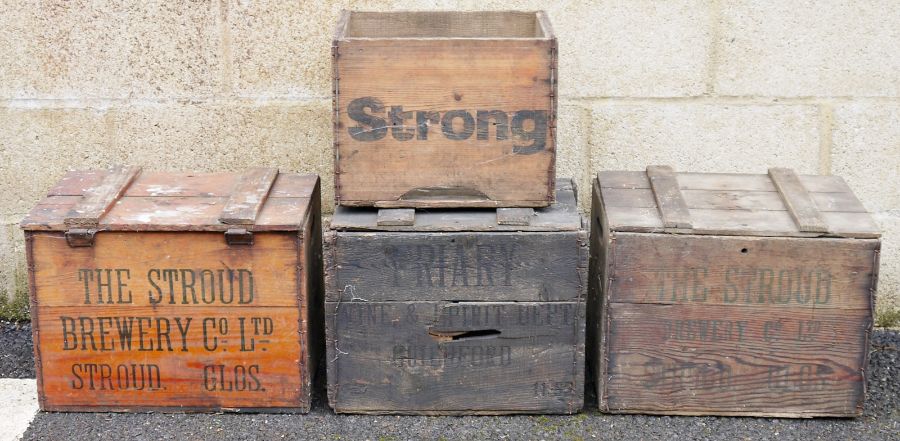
[65,229,96,247]
[225,228,253,246]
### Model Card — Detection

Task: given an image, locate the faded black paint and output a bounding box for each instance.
[346,97,548,154]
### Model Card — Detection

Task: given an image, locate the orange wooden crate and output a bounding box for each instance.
[332,10,557,208]
[20,166,323,412]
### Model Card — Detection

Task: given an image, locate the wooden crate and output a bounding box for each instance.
[325,179,586,414]
[589,166,881,417]
[332,10,557,208]
[20,166,323,412]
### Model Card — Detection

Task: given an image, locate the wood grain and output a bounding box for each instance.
[376,209,415,226]
[64,166,141,229]
[595,170,879,238]
[333,11,556,207]
[326,230,587,303]
[608,233,878,309]
[496,208,534,226]
[602,304,869,416]
[646,165,692,229]
[326,301,584,414]
[34,305,303,410]
[768,167,828,233]
[590,176,879,417]
[219,168,278,225]
[23,171,323,412]
[30,232,301,308]
[21,171,318,233]
[330,178,580,232]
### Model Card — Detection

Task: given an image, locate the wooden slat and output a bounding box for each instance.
[326,231,587,302]
[331,178,580,232]
[496,207,533,226]
[125,172,239,197]
[219,168,278,225]
[63,165,141,229]
[768,168,829,233]
[646,166,692,229]
[326,301,584,414]
[376,208,415,226]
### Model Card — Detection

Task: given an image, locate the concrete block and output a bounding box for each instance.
[590,103,821,174]
[556,102,591,213]
[875,212,900,311]
[111,100,335,211]
[0,107,115,217]
[227,0,347,98]
[346,0,711,98]
[718,1,900,97]
[0,223,25,305]
[0,1,221,99]
[831,102,900,212]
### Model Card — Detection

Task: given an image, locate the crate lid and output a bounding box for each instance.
[21,166,318,236]
[596,166,880,239]
[330,178,582,232]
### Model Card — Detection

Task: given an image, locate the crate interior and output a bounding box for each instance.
[343,11,549,39]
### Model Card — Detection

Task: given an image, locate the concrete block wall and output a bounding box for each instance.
[1,1,897,320]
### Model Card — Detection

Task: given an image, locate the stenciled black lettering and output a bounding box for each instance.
[347,97,387,141]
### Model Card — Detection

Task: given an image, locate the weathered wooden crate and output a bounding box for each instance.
[332,10,557,208]
[589,166,881,417]
[20,166,323,412]
[325,179,586,414]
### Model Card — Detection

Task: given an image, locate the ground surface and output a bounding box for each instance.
[3,322,898,441]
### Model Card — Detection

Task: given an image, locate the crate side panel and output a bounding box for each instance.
[609,233,878,309]
[327,231,583,302]
[604,303,869,416]
[30,232,307,410]
[335,39,554,206]
[326,301,583,414]
[31,232,301,307]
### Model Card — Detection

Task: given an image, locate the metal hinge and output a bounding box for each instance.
[65,229,96,247]
[225,228,253,246]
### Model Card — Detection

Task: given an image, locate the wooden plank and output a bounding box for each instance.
[601,187,868,214]
[326,231,587,302]
[607,233,878,309]
[330,178,580,232]
[30,232,302,308]
[646,166,692,229]
[345,11,546,38]
[23,171,318,233]
[768,168,829,233]
[603,303,869,416]
[269,173,318,198]
[335,14,556,207]
[64,166,141,229]
[35,305,303,410]
[496,208,533,226]
[125,172,239,197]
[326,301,584,414]
[219,167,278,225]
[299,183,324,407]
[48,170,106,196]
[376,208,415,226]
[28,231,316,412]
[20,196,81,231]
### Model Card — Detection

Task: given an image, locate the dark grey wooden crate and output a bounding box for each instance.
[325,179,587,414]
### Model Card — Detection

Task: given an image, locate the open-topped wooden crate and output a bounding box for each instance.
[589,166,880,417]
[20,166,323,412]
[332,10,557,208]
